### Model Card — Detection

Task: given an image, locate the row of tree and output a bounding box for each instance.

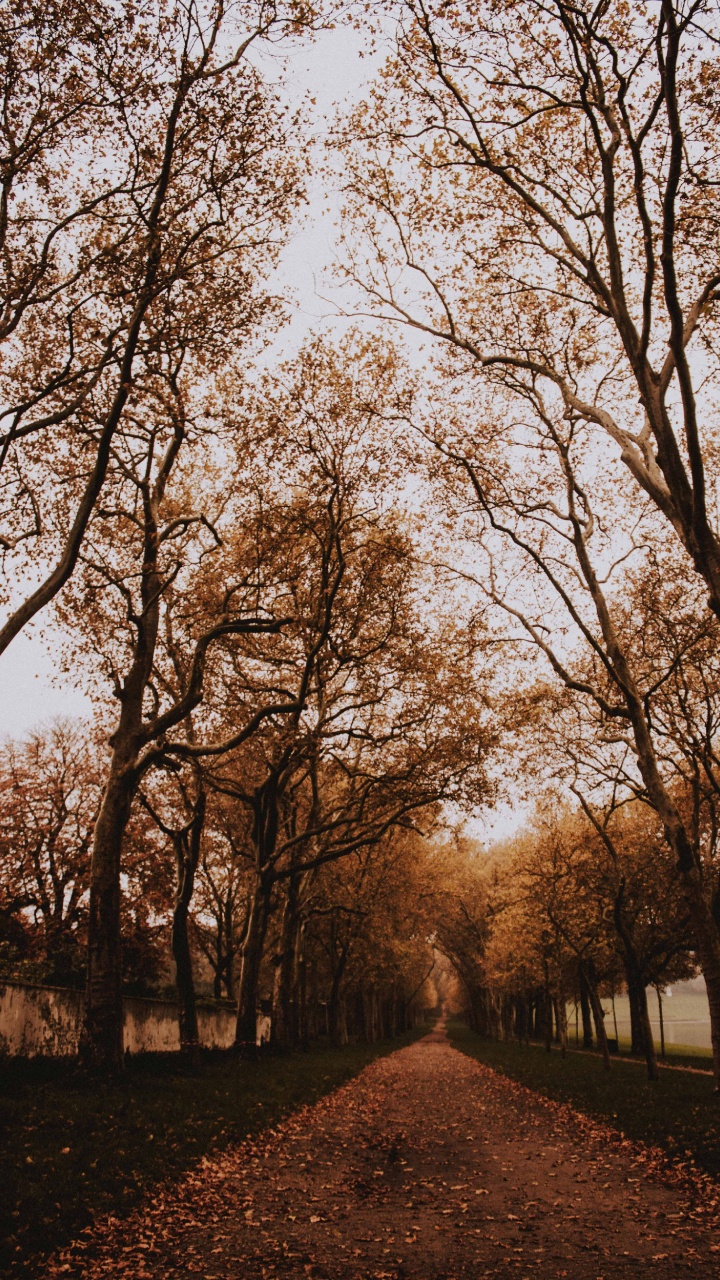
[4,0,720,1095]
[0,717,456,1054]
[437,806,696,1083]
[1,238,499,1065]
[334,0,720,1090]
[0,0,493,1068]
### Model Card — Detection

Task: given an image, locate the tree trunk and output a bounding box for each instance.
[272,875,301,1050]
[533,992,543,1041]
[555,995,568,1057]
[297,923,308,1047]
[223,896,236,1000]
[82,478,165,1070]
[172,788,205,1066]
[331,994,348,1045]
[626,977,643,1054]
[551,995,562,1045]
[583,963,611,1071]
[235,879,271,1052]
[84,764,134,1071]
[328,953,349,1044]
[616,949,657,1080]
[578,971,594,1049]
[630,970,657,1079]
[656,986,666,1060]
[611,992,620,1051]
[361,987,372,1042]
[543,981,553,1054]
[173,896,200,1065]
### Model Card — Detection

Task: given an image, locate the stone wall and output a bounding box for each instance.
[0,980,270,1057]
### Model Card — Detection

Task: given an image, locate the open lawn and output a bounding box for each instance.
[581,1039,712,1071]
[0,1027,426,1278]
[448,1020,720,1181]
[596,990,712,1052]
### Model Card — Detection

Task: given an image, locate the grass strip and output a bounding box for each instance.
[570,1041,712,1073]
[447,1019,720,1180]
[1,1026,426,1277]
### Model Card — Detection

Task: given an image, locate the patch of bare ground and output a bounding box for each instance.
[46,1022,720,1279]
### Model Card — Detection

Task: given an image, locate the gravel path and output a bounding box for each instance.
[49,1022,720,1279]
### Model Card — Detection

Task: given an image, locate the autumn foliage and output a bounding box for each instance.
[2,0,720,1111]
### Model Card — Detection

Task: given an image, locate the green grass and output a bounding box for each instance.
[0,1027,426,1277]
[569,1035,712,1071]
[448,1019,720,1181]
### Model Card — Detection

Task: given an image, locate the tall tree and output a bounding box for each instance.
[340,0,720,619]
[421,380,720,1086]
[0,0,305,666]
[188,337,495,1051]
[51,42,306,1067]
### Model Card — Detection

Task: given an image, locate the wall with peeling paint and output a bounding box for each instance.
[0,981,271,1057]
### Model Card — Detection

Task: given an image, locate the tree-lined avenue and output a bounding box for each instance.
[46,1023,719,1279]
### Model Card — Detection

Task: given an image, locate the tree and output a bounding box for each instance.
[139,761,208,1059]
[340,0,720,620]
[180,336,495,1051]
[520,679,698,1076]
[0,721,99,983]
[421,837,496,1038]
[43,25,307,1067]
[190,794,254,1000]
[337,0,720,1082]
[304,829,438,1045]
[0,0,305,663]
[0,719,172,990]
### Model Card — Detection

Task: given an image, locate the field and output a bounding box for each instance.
[595,990,712,1052]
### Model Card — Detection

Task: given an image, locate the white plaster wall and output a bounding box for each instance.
[0,981,267,1057]
[0,981,83,1057]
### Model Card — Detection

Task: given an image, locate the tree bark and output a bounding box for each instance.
[583,962,611,1071]
[173,895,199,1065]
[235,877,272,1052]
[656,985,666,1060]
[543,979,553,1054]
[328,955,349,1045]
[272,873,301,1050]
[223,895,236,1000]
[555,994,568,1057]
[172,788,206,1065]
[297,922,308,1047]
[612,898,658,1080]
[83,764,134,1071]
[578,974,593,1048]
[551,995,562,1046]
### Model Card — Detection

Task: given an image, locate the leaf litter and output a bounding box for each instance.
[44,1022,720,1279]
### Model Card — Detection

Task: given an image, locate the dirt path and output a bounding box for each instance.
[49,1023,720,1279]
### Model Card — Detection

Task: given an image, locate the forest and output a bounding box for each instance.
[2,0,720,1115]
